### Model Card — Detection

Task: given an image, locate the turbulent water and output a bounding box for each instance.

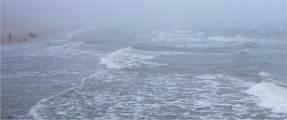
[1,27,287,120]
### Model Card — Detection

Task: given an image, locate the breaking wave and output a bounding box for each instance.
[246,82,287,113]
[246,71,287,114]
[100,47,157,69]
[100,47,166,69]
[151,30,285,49]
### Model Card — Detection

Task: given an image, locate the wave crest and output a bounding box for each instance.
[100,47,163,69]
[246,82,287,113]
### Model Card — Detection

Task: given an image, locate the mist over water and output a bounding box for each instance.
[1,0,287,120]
[2,0,286,30]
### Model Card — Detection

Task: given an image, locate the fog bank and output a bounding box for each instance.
[1,0,286,32]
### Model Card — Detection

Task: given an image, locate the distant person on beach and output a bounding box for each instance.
[8,33,12,42]
[29,32,37,39]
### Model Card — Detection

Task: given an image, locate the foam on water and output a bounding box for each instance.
[246,82,287,113]
[29,71,287,120]
[258,71,272,78]
[25,41,96,57]
[207,36,228,42]
[245,71,287,114]
[100,47,164,69]
[30,103,46,120]
[32,29,95,57]
[151,30,284,49]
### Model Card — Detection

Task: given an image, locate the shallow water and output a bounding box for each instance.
[1,27,287,120]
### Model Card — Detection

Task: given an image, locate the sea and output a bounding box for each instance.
[1,26,287,120]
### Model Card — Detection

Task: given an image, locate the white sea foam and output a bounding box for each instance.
[151,30,283,49]
[193,74,219,80]
[246,82,287,113]
[29,102,46,120]
[151,31,244,48]
[99,47,185,69]
[207,36,228,42]
[207,35,284,46]
[30,42,93,57]
[3,72,47,79]
[192,32,206,36]
[29,72,287,119]
[100,47,163,69]
[258,71,272,78]
[155,51,186,55]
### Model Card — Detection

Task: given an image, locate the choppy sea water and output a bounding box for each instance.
[1,27,287,120]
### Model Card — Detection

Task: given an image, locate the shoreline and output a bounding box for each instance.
[1,25,81,45]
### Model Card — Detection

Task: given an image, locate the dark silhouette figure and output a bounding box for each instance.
[8,33,12,42]
[29,32,37,38]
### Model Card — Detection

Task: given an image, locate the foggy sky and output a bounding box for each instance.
[1,0,286,30]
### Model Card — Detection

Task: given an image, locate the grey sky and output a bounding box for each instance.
[1,0,286,29]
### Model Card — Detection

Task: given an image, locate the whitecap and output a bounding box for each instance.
[100,47,164,69]
[207,36,228,42]
[258,71,272,78]
[246,82,287,113]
